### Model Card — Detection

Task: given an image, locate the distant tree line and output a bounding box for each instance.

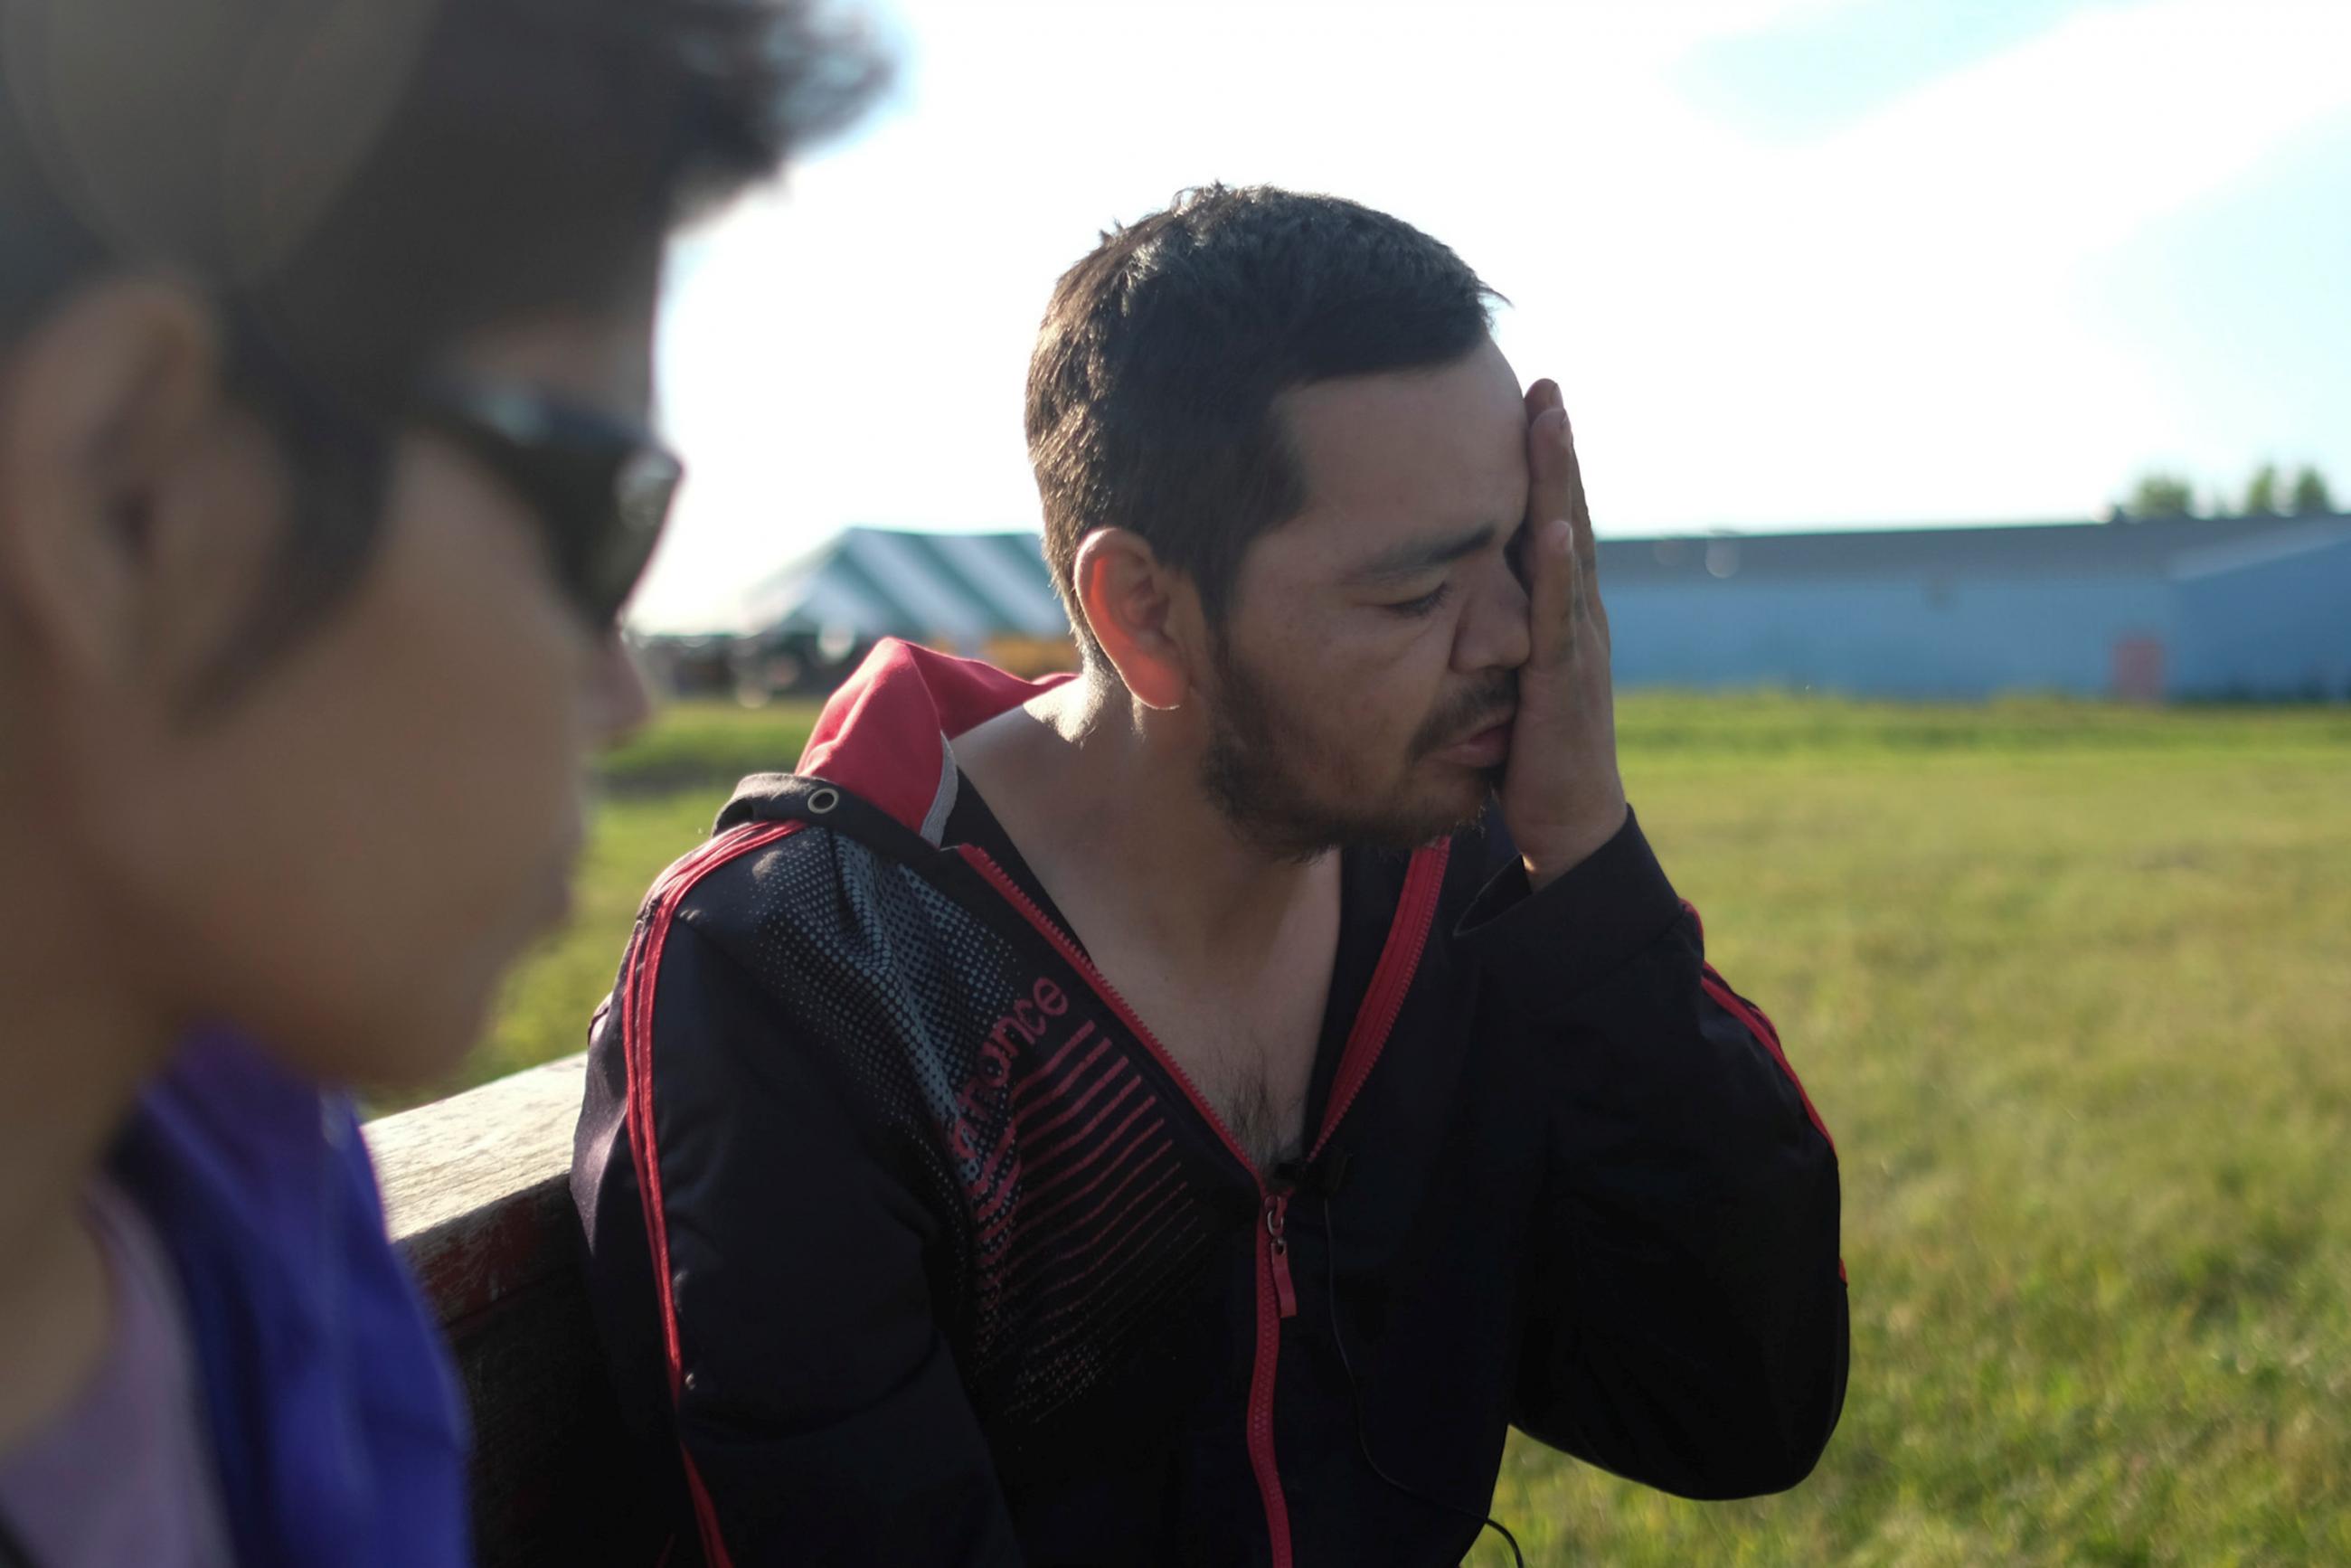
[2118,463,2334,520]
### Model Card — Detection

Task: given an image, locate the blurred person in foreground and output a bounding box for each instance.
[0,0,874,1562]
[576,185,1848,1566]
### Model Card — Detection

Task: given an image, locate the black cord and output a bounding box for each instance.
[1319,1187,1525,1568]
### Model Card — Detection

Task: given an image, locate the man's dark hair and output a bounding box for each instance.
[1025,184,1500,660]
[0,0,882,688]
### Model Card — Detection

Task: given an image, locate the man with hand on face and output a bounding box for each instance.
[574,184,1847,1568]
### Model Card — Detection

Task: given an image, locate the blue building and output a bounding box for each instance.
[1595,515,2351,702]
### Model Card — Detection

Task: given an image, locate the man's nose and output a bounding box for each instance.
[586,628,655,749]
[1454,553,1533,675]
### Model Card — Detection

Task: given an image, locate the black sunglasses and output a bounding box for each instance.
[225,308,682,629]
[408,379,684,628]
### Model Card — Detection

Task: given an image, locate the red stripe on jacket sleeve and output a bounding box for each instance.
[1697,967,1833,1154]
[1681,902,1845,1284]
[622,820,804,1568]
[1680,900,1827,1148]
[1683,902,1824,1147]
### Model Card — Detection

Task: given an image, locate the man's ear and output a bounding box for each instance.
[0,278,276,705]
[1071,528,1199,711]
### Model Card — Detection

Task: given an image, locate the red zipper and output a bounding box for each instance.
[959,846,1302,1564]
[1247,1211,1296,1568]
[956,843,1446,1568]
[1265,1194,1298,1318]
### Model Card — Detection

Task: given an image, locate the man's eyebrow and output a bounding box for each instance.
[1345,524,1500,584]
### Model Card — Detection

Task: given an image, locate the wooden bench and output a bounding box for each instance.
[364,1054,663,1568]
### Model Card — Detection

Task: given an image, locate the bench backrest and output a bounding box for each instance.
[364,1054,663,1568]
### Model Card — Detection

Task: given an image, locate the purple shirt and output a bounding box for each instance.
[0,1181,235,1568]
[109,1030,471,1568]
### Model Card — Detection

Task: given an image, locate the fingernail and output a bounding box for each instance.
[1552,519,1575,554]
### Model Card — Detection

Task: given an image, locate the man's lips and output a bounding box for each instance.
[1433,714,1515,767]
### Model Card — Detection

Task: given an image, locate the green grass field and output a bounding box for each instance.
[413,694,2351,1565]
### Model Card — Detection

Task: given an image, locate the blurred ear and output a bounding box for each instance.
[1070,527,1200,711]
[0,278,284,713]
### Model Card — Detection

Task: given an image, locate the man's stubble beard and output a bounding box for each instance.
[1196,638,1511,862]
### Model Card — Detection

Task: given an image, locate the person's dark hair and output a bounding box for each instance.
[1025,184,1502,661]
[0,0,883,694]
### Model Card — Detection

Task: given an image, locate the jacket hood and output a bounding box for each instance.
[728,638,1072,842]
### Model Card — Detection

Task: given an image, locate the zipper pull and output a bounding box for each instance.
[1265,1194,1298,1319]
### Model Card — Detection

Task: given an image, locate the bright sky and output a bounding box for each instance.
[632,0,2351,631]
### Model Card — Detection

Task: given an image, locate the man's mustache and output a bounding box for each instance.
[1412,675,1518,757]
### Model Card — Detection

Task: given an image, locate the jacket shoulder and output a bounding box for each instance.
[643,815,1032,1098]
[661,812,939,963]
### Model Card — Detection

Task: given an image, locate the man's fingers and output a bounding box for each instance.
[1526,401,1575,536]
[1525,511,1576,669]
[1561,515,1588,639]
[1524,384,1611,667]
[1522,381,1570,552]
[1554,408,1599,584]
[1522,402,1572,665]
[1525,382,1596,573]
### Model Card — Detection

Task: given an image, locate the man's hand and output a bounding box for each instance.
[1499,379,1628,890]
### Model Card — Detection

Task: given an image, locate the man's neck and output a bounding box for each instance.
[0,895,173,1450]
[955,675,1334,968]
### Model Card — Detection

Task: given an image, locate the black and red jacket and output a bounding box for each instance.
[571,640,1847,1568]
